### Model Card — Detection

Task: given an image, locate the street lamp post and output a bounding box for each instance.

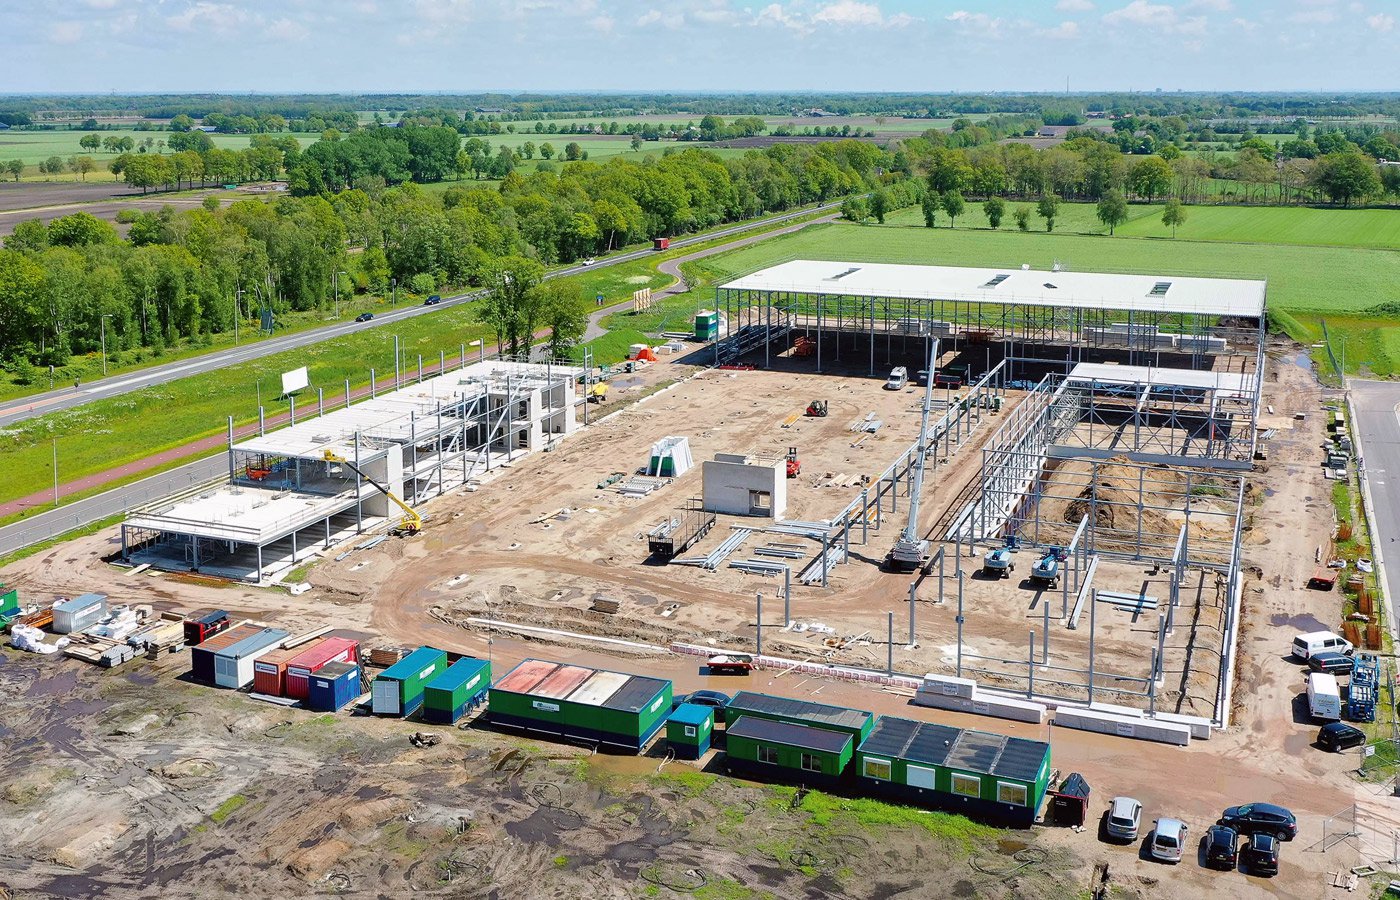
[334,270,347,319]
[391,278,397,309]
[99,314,113,376]
[234,288,244,346]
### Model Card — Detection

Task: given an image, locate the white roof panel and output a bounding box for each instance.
[721,260,1265,318]
[1065,363,1257,399]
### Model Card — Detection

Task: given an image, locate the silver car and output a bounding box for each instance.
[1105,796,1143,842]
[1150,818,1187,863]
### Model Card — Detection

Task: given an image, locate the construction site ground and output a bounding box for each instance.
[0,341,1392,899]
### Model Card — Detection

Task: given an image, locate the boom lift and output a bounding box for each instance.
[322,450,422,537]
[886,339,939,573]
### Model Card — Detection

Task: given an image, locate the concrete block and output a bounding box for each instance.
[914,689,1046,724]
[920,673,976,699]
[1054,707,1190,746]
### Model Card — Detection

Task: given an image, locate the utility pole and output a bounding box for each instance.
[234,288,244,346]
[52,438,59,506]
[99,314,112,376]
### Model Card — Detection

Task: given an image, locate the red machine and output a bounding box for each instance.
[786,447,801,478]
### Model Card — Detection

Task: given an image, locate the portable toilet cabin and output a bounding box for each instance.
[285,637,359,700]
[422,657,492,724]
[308,661,361,712]
[372,646,448,716]
[695,310,719,341]
[666,703,715,760]
[213,628,290,689]
[53,593,108,634]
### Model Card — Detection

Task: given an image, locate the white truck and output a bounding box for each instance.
[1307,672,1342,721]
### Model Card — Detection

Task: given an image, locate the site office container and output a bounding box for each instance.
[422,657,491,724]
[53,593,108,634]
[214,628,290,689]
[372,646,448,716]
[487,659,673,752]
[190,623,266,684]
[724,691,875,743]
[852,715,1051,828]
[285,637,359,700]
[666,702,715,760]
[308,661,361,712]
[724,715,853,790]
[252,643,314,696]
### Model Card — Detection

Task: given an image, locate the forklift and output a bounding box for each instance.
[805,399,828,418]
[786,447,801,478]
[322,450,423,537]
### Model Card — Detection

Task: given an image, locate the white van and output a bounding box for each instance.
[1292,631,1353,661]
[885,367,909,390]
[1307,672,1342,721]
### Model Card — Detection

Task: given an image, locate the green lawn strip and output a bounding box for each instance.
[209,793,249,824]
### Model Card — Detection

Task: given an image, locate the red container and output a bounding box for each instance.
[653,237,670,251]
[285,637,359,700]
[253,643,310,696]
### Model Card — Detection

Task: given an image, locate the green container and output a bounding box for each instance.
[488,660,672,750]
[423,657,491,724]
[725,715,853,779]
[724,691,874,742]
[666,703,715,760]
[695,311,719,341]
[372,646,448,716]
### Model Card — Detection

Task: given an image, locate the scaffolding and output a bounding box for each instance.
[121,357,584,582]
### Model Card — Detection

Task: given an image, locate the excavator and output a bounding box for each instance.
[322,449,422,537]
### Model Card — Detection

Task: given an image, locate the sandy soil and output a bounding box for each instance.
[0,340,1385,899]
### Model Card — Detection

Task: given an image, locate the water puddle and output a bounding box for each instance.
[1268,613,1329,633]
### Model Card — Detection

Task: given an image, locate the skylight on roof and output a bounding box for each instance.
[1149,281,1172,297]
[981,274,1010,288]
[825,267,862,281]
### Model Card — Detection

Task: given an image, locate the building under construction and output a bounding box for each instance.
[121,360,583,581]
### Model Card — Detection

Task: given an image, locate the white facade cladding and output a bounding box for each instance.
[702,453,787,519]
[122,360,584,582]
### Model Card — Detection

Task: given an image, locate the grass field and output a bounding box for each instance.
[0,131,319,177]
[885,201,1400,250]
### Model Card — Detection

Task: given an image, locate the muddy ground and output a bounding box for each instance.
[0,339,1390,899]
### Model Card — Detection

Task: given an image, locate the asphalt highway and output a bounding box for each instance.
[1348,379,1400,642]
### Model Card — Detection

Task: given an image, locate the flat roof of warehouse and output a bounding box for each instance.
[1066,363,1258,397]
[720,260,1266,318]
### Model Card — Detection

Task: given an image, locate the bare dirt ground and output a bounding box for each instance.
[0,341,1386,899]
[0,191,230,238]
[0,180,144,212]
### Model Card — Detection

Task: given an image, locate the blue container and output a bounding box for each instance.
[308,661,360,712]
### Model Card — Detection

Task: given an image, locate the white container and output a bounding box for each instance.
[213,628,289,689]
[53,593,108,634]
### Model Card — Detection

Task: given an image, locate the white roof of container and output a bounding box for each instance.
[1066,363,1257,399]
[568,670,631,706]
[721,260,1266,319]
[54,593,106,612]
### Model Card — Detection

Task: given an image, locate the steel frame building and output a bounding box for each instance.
[122,359,582,582]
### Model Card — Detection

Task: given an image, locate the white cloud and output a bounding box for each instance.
[50,21,84,44]
[1231,16,1258,30]
[266,17,309,41]
[589,14,614,32]
[1102,0,1206,33]
[1186,0,1232,10]
[754,3,810,32]
[1288,7,1337,22]
[1368,12,1396,30]
[166,2,254,34]
[1043,20,1081,38]
[813,1,884,26]
[945,9,1005,35]
[1056,0,1095,11]
[82,0,120,8]
[354,1,377,13]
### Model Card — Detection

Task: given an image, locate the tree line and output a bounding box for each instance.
[0,139,898,379]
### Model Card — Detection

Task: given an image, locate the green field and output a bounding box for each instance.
[0,130,320,177]
[885,201,1400,250]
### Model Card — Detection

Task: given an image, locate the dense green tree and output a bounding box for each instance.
[564,142,583,161]
[1128,156,1173,201]
[1036,193,1060,231]
[1096,188,1128,234]
[920,191,938,228]
[983,196,1005,228]
[841,195,869,223]
[5,159,22,181]
[1014,206,1032,231]
[1161,199,1187,237]
[870,189,890,224]
[1310,151,1382,205]
[537,280,588,359]
[940,190,965,227]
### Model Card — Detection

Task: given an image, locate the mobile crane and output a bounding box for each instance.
[322,449,422,537]
[886,339,939,573]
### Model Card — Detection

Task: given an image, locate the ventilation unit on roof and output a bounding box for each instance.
[981,274,1010,288]
[1149,281,1172,297]
[825,267,861,281]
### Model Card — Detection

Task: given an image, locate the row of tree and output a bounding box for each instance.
[1,139,897,374]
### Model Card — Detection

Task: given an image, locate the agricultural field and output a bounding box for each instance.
[0,130,320,177]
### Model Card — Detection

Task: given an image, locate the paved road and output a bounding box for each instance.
[0,200,840,429]
[1348,379,1400,642]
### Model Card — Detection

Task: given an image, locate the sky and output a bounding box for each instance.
[5,0,1399,94]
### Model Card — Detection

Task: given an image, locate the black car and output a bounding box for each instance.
[1203,824,1238,870]
[354,312,374,322]
[674,690,731,710]
[1307,651,1355,676]
[1219,803,1298,841]
[423,294,442,306]
[1318,721,1367,752]
[1240,833,1279,876]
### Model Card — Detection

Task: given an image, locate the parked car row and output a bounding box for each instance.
[1100,797,1295,877]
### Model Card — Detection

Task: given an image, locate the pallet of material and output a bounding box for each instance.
[64,635,138,668]
[129,612,188,656]
[591,596,622,614]
[16,608,54,631]
[368,647,408,668]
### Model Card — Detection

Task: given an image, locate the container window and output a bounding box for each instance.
[684,725,697,738]
[951,773,981,798]
[997,782,1028,806]
[758,745,779,765]
[800,753,821,773]
[863,758,892,781]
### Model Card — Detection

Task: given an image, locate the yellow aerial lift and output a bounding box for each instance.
[322,450,422,536]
